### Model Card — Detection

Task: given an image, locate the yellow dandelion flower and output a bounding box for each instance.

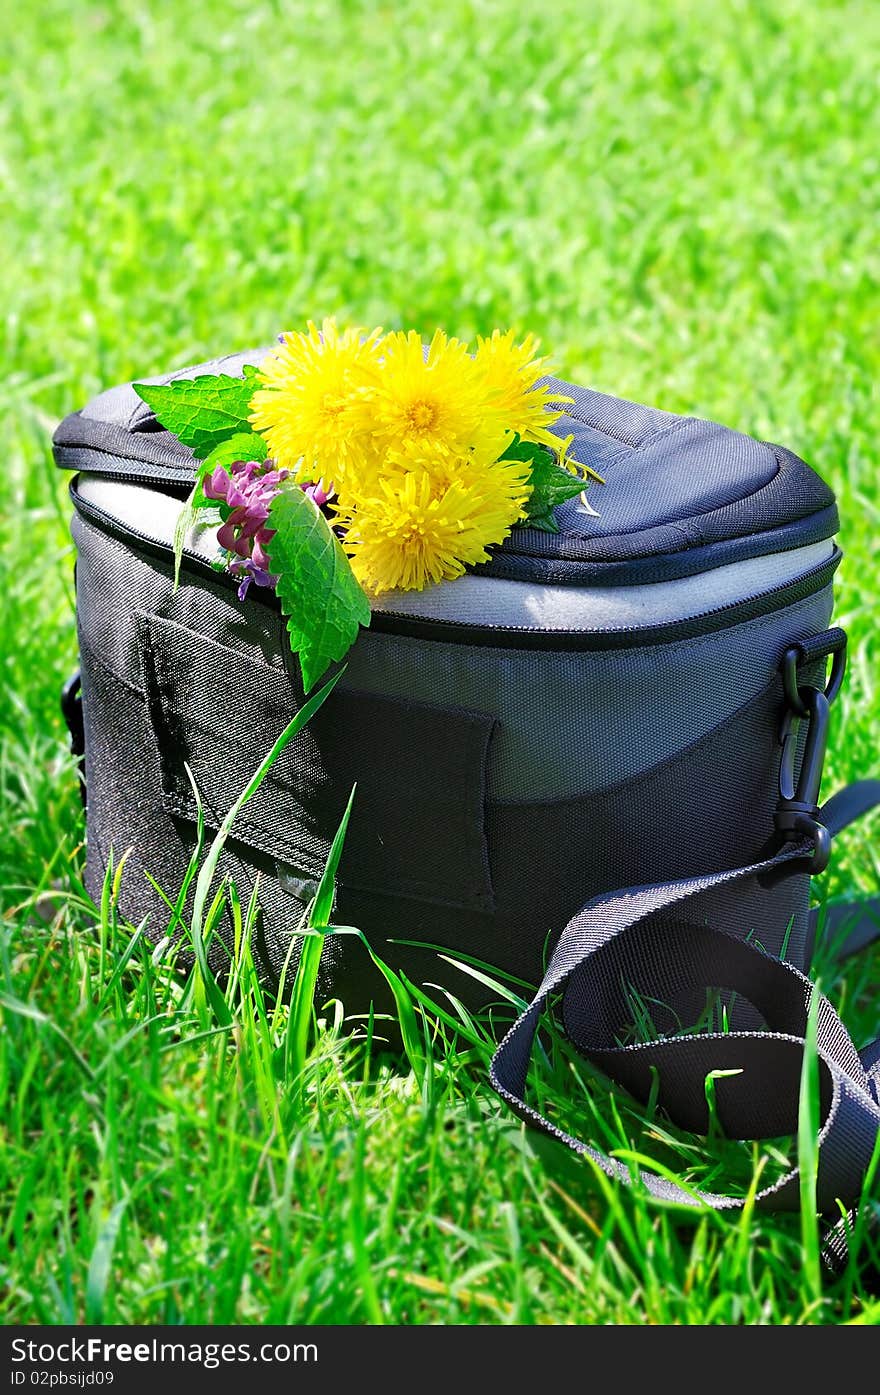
[337,451,531,594]
[249,318,382,479]
[474,328,572,453]
[362,328,507,465]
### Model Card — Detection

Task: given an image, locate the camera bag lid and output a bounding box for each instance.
[53,345,837,587]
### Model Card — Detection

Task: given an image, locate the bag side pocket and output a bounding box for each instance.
[138,612,498,913]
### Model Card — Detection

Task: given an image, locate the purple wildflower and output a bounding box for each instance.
[303,479,334,508]
[230,557,277,601]
[203,459,336,601]
[203,458,289,599]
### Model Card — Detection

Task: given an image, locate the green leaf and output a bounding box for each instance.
[524,509,563,534]
[194,431,269,501]
[286,784,358,1099]
[86,1197,130,1324]
[499,436,550,466]
[172,489,200,589]
[268,485,372,693]
[502,437,587,533]
[133,364,263,458]
[196,430,269,477]
[309,783,357,930]
[358,940,427,1083]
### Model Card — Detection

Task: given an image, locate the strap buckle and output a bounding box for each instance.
[781,633,847,714]
[774,633,847,874]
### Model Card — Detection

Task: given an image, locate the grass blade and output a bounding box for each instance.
[85,1197,129,1323]
[798,984,823,1305]
[286,783,357,1094]
[189,667,345,1027]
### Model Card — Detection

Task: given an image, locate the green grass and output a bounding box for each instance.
[3,0,880,1326]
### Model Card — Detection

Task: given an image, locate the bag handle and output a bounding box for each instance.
[490,781,880,1256]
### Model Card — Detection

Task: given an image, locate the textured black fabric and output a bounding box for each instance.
[61,669,85,773]
[86,622,815,1028]
[489,784,880,1221]
[796,626,848,665]
[71,498,833,1019]
[53,412,197,485]
[71,500,854,1107]
[134,597,813,989]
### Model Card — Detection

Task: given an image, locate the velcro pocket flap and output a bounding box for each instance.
[138,613,497,912]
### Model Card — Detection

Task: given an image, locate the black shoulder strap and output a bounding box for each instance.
[490,782,880,1250]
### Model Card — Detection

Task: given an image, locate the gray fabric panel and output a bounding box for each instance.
[77,475,226,565]
[76,471,833,630]
[343,587,834,800]
[487,676,815,974]
[373,546,833,627]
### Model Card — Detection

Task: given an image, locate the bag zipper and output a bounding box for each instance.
[70,477,841,653]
